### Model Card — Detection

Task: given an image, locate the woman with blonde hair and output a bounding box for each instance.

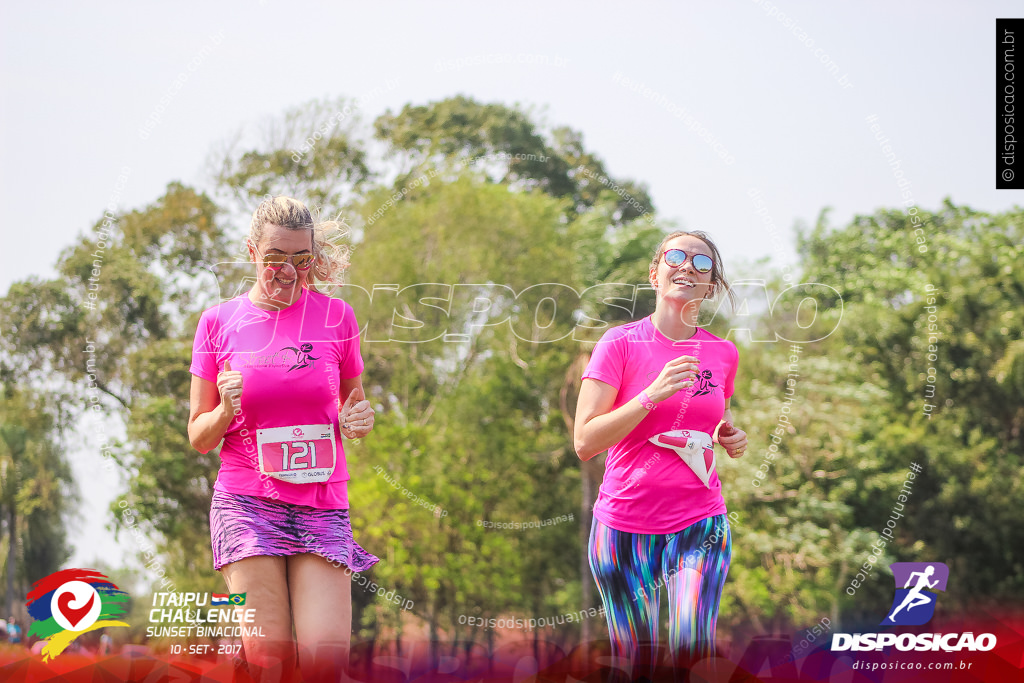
[188,196,377,681]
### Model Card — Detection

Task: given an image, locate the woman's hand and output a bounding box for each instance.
[716,421,747,458]
[340,387,375,439]
[645,355,701,403]
[217,360,244,417]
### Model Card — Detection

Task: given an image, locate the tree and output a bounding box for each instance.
[346,175,582,662]
[210,96,374,213]
[374,95,654,224]
[0,385,76,618]
[1,182,230,591]
[796,200,1024,610]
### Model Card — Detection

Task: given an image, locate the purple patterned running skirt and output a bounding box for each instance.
[210,490,380,572]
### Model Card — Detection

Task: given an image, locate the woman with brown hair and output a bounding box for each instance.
[575,230,748,680]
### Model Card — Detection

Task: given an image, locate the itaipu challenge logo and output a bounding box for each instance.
[26,568,129,661]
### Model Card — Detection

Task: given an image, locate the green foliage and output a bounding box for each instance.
[345,174,586,648]
[1,181,228,594]
[374,95,653,224]
[0,385,76,616]
[723,340,889,632]
[796,199,1024,608]
[212,96,374,210]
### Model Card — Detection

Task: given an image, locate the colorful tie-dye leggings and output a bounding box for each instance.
[588,514,732,677]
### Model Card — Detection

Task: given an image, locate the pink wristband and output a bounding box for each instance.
[638,391,656,411]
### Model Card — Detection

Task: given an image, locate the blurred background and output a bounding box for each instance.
[0,0,1021,667]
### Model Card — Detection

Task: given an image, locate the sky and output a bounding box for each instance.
[1,1,1020,572]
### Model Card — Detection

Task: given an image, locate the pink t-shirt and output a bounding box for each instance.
[582,317,738,534]
[190,287,364,509]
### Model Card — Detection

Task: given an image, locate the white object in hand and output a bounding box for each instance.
[649,430,716,488]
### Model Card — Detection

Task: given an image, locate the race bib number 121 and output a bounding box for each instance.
[256,424,336,483]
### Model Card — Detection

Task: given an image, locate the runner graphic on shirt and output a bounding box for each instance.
[281,343,320,371]
[692,369,719,397]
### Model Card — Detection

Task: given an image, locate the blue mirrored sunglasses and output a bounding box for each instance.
[662,249,714,273]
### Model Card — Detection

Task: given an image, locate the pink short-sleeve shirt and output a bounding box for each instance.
[582,316,738,534]
[190,287,364,509]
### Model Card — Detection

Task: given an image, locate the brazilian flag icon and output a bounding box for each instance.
[229,593,246,605]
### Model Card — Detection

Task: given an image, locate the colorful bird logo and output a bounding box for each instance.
[26,568,129,661]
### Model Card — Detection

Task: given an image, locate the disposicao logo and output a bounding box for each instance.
[26,568,129,661]
[832,562,996,652]
[882,562,948,626]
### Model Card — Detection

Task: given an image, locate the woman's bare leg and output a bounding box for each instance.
[221,555,295,682]
[287,553,352,683]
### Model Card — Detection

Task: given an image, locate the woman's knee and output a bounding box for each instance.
[220,555,292,640]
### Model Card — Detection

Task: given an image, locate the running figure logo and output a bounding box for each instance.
[882,562,949,626]
[281,343,320,371]
[691,369,719,397]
